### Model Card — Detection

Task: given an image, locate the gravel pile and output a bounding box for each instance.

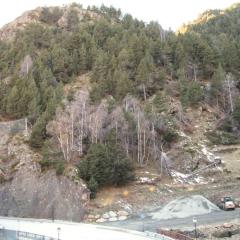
[151,195,220,220]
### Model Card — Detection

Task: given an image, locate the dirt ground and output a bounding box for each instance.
[213,144,240,177]
[86,108,240,225]
[199,223,240,240]
[86,168,240,218]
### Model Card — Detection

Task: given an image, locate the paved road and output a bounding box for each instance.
[0,217,173,240]
[102,209,240,232]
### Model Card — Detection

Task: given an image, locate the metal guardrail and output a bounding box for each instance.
[0,228,58,240]
[17,231,58,240]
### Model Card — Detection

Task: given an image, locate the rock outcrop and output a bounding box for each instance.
[0,8,41,41]
[0,120,89,221]
[0,169,89,221]
[0,5,100,41]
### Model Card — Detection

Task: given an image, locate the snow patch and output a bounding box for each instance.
[200,145,221,163]
[171,170,207,185]
[137,177,157,184]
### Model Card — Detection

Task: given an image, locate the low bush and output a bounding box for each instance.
[78,131,134,198]
[206,131,239,145]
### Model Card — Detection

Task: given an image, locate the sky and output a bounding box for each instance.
[0,0,239,30]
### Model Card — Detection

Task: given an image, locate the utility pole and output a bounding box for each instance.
[193,217,198,239]
[57,227,61,240]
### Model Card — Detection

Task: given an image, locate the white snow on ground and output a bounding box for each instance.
[200,145,220,163]
[171,170,207,185]
[137,177,157,184]
[0,217,174,240]
[151,195,220,220]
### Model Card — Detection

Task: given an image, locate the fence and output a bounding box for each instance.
[157,229,194,240]
[17,231,58,240]
[144,231,175,240]
[0,228,58,240]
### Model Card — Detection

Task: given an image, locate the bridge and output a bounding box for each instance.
[0,217,174,240]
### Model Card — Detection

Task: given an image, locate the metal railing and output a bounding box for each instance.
[0,228,58,240]
[17,231,58,240]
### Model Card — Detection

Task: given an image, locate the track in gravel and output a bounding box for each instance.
[101,208,240,232]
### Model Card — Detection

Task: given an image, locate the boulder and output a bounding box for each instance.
[102,213,110,219]
[109,217,118,222]
[108,211,117,218]
[118,216,127,221]
[117,210,129,217]
[96,218,106,223]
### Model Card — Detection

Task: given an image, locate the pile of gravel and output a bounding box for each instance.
[151,195,220,220]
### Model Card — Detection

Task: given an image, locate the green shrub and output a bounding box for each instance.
[39,158,52,171]
[40,7,63,25]
[89,84,105,103]
[188,82,204,106]
[163,127,179,143]
[78,132,134,192]
[180,81,203,107]
[39,140,65,174]
[29,114,47,148]
[87,177,98,199]
[206,131,239,145]
[218,118,233,132]
[233,97,240,125]
[153,91,167,113]
[56,162,65,175]
[67,88,75,102]
[107,97,116,113]
[39,158,65,175]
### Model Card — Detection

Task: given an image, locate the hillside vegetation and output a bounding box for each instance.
[1,3,240,197]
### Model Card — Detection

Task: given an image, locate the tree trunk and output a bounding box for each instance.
[227,75,234,113]
[142,84,147,101]
[193,65,197,82]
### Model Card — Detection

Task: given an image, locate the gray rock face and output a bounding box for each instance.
[0,9,40,41]
[0,6,100,41]
[0,169,89,221]
[0,122,90,222]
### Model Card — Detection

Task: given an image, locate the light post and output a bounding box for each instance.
[193,217,197,239]
[140,213,145,232]
[57,227,61,240]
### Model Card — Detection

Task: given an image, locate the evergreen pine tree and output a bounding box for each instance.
[210,64,225,104]
[233,97,240,124]
[136,52,154,100]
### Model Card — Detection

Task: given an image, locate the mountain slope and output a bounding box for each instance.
[0,2,240,220]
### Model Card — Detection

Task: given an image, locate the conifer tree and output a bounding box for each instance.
[210,64,225,105]
[233,97,240,125]
[136,52,154,100]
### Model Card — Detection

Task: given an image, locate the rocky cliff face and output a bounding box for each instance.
[0,169,89,221]
[0,5,99,41]
[0,120,89,221]
[0,8,41,41]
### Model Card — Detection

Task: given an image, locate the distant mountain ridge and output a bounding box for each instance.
[0,4,100,41]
